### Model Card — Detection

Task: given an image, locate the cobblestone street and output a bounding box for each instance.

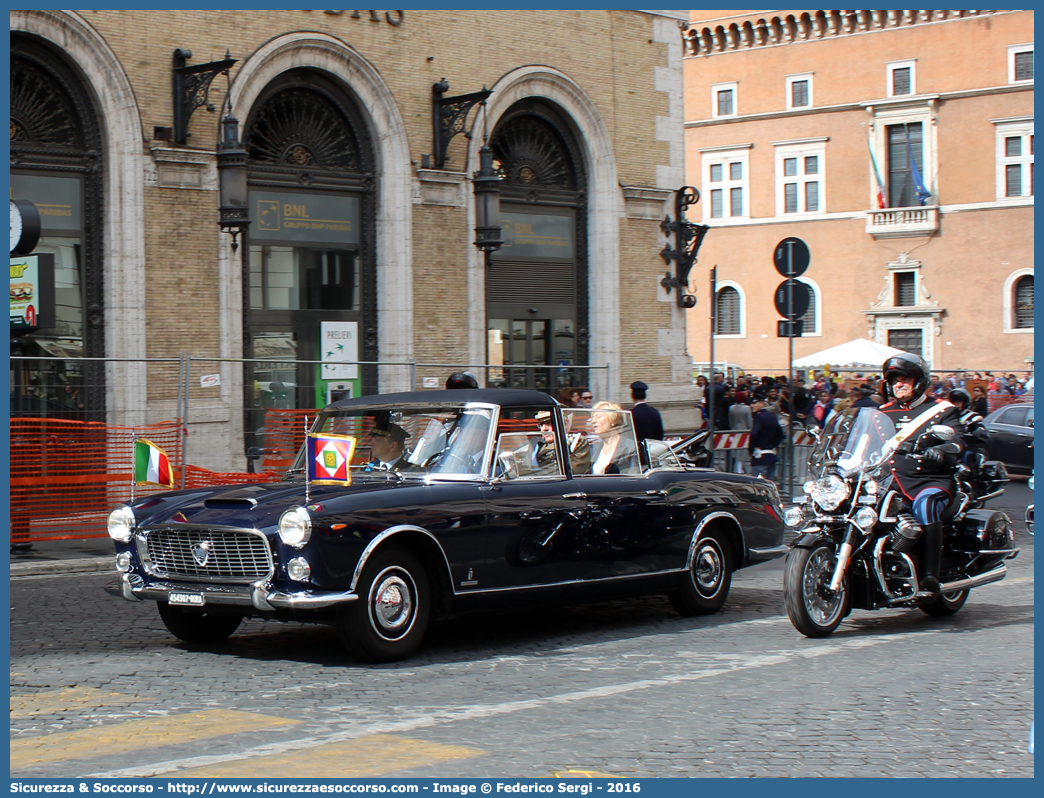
[11,506,1034,779]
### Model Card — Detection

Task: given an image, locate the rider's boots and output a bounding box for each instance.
[919,522,943,596]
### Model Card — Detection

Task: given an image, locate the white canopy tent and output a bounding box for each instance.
[791,338,906,370]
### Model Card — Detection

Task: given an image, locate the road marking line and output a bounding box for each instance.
[88,629,951,778]
[12,710,299,770]
[552,769,621,778]
[10,686,132,718]
[169,734,484,778]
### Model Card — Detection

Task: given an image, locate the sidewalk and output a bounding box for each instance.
[9,537,114,577]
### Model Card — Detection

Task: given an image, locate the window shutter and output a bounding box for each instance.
[716,287,740,335]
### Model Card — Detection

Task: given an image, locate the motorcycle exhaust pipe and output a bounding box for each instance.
[937,563,1008,594]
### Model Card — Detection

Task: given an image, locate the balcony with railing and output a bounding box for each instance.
[865,205,938,239]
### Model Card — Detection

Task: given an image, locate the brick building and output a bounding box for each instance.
[682,10,1033,377]
[10,9,697,469]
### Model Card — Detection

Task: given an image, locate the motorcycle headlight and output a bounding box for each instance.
[107,505,136,543]
[278,506,312,549]
[810,475,849,511]
[783,506,805,527]
[854,506,878,531]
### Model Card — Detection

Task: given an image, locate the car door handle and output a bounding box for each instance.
[1017,433,1030,437]
[519,510,548,520]
[646,488,669,497]
[562,492,587,500]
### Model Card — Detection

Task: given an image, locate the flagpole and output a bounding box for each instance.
[130,433,137,503]
[304,415,310,505]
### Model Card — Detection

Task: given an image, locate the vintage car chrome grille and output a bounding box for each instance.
[138,527,273,583]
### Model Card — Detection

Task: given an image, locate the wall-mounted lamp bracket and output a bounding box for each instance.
[659,186,709,309]
[172,48,238,145]
[432,79,493,169]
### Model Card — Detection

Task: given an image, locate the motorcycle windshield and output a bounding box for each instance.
[808,408,897,477]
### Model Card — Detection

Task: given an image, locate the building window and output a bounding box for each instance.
[888,60,916,97]
[1014,274,1034,329]
[795,277,821,335]
[714,284,742,336]
[887,122,929,207]
[774,139,826,216]
[1003,268,1034,333]
[995,119,1034,200]
[702,147,750,221]
[894,272,917,307]
[1009,44,1034,84]
[712,82,738,119]
[786,74,813,110]
[888,328,923,356]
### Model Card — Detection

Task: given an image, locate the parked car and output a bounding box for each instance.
[980,402,1034,474]
[105,389,786,662]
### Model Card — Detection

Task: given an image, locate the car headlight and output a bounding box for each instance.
[854,506,878,531]
[107,505,136,543]
[278,506,312,549]
[810,475,849,511]
[783,506,805,527]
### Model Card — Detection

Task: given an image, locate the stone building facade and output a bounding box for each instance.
[10,9,697,469]
[683,10,1034,377]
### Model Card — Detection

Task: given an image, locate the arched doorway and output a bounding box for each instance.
[241,68,377,454]
[10,34,105,420]
[486,99,588,393]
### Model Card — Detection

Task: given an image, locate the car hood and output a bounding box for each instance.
[127,477,427,530]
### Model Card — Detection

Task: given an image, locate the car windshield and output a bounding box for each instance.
[289,403,496,480]
[808,407,897,477]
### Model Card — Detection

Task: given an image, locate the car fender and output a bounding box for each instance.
[350,524,454,594]
[686,511,745,570]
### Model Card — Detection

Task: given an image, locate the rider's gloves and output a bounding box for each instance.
[922,445,947,467]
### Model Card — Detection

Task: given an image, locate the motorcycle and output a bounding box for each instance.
[670,429,713,468]
[1026,473,1034,536]
[783,407,1019,637]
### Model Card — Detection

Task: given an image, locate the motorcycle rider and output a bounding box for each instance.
[878,353,967,596]
[946,388,986,437]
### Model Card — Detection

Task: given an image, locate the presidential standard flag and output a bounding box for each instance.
[307,433,356,485]
[134,438,174,487]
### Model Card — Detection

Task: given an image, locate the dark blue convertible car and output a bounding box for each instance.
[105,389,786,661]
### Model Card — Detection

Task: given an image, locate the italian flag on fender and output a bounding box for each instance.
[134,438,174,488]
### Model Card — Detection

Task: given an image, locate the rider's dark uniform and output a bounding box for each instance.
[878,395,966,510]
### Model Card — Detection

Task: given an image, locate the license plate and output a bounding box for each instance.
[168,591,205,607]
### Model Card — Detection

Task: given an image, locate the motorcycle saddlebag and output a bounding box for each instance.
[952,509,1015,553]
[980,459,1009,485]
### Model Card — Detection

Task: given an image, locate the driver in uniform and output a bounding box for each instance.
[878,353,967,596]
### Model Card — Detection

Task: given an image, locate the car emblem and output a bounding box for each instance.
[192,540,212,567]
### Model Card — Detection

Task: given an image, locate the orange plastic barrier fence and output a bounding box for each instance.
[986,393,1033,414]
[10,418,281,544]
[260,409,321,471]
[183,465,283,489]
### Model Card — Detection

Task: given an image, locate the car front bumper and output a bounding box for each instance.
[104,572,359,612]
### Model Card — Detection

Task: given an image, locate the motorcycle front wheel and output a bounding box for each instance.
[785,543,850,637]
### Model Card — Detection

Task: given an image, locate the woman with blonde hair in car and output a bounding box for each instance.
[590,401,639,475]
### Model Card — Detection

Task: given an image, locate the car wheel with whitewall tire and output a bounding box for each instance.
[338,546,430,663]
[157,602,243,644]
[668,530,732,616]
